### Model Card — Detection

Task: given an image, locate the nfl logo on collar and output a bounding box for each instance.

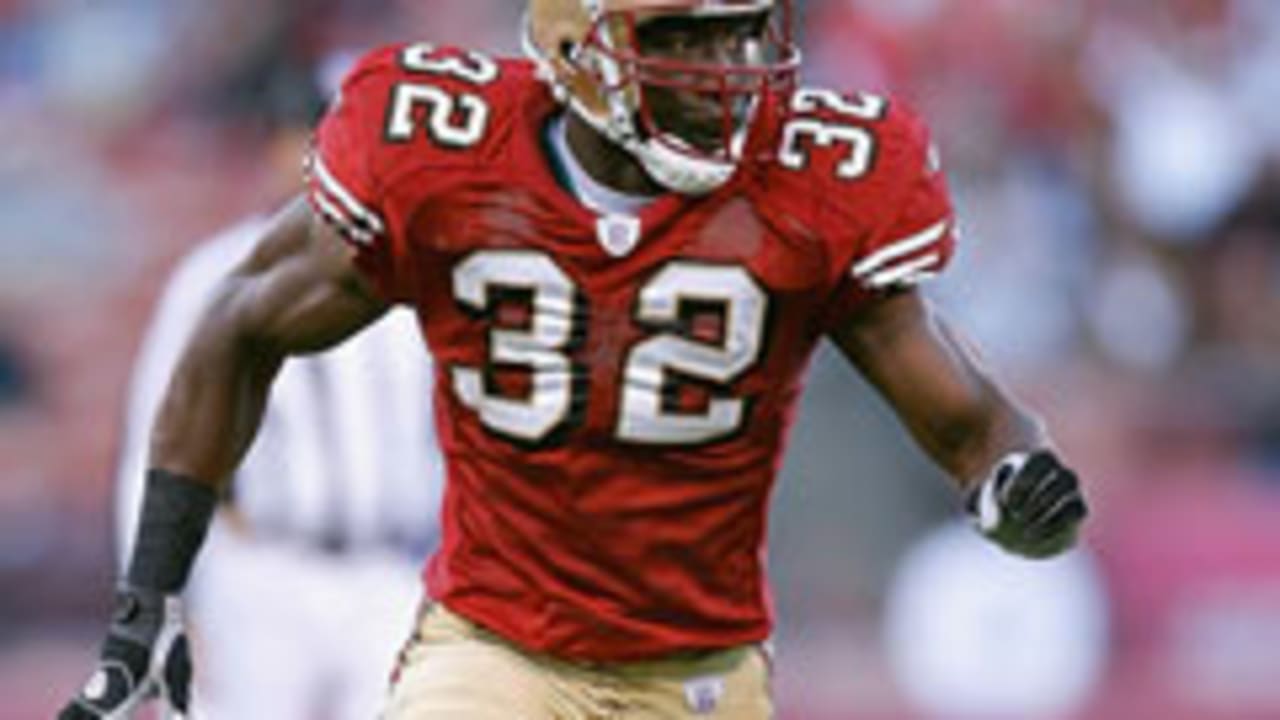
[596,214,642,258]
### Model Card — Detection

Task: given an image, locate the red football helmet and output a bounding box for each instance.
[525,0,800,194]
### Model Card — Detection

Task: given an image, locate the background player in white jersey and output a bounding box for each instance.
[115,217,443,720]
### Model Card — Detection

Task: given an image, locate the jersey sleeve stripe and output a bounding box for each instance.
[851,218,950,279]
[310,188,376,245]
[307,152,388,236]
[864,252,943,289]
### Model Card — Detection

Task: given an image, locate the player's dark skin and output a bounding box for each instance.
[151,15,1042,501]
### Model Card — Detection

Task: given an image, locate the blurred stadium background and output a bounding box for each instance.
[2,1,1279,718]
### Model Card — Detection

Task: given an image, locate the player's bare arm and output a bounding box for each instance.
[59,197,387,720]
[828,289,1038,484]
[828,289,1087,558]
[151,195,388,484]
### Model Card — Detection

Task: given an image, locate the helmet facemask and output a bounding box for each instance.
[526,1,800,195]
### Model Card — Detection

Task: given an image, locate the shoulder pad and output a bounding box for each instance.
[307,42,531,246]
[775,86,933,192]
[770,87,957,293]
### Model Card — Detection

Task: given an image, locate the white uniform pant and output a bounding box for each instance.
[188,523,424,720]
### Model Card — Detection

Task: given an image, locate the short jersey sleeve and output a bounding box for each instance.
[305,47,406,301]
[819,101,957,332]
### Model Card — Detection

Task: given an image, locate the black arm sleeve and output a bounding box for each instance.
[124,469,218,593]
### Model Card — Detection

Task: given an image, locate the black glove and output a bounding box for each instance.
[966,449,1088,559]
[58,585,192,719]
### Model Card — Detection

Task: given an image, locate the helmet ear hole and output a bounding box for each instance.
[559,40,577,61]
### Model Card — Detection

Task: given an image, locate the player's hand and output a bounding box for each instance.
[966,449,1088,559]
[58,585,192,719]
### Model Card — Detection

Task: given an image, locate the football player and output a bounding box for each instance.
[60,1,1088,718]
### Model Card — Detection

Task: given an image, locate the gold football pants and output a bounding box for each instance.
[383,603,773,719]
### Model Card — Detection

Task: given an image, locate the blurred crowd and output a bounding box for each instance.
[1,1,1277,718]
[806,0,1280,468]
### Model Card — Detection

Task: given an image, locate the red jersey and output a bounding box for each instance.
[307,42,955,662]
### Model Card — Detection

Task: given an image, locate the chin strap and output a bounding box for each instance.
[628,134,736,195]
